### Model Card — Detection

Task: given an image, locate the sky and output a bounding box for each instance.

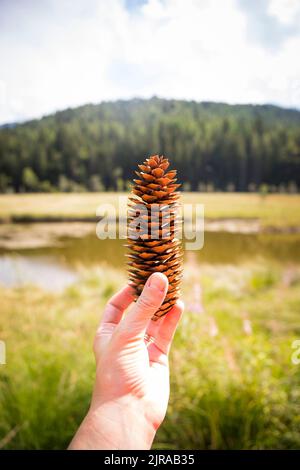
[0,0,300,124]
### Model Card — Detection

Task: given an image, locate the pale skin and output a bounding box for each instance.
[69,272,184,450]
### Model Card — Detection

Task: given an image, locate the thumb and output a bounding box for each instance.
[119,273,168,339]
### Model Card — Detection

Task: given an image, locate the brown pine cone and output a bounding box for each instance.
[126,154,183,321]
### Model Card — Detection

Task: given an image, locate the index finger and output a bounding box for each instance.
[150,300,184,356]
[100,284,134,326]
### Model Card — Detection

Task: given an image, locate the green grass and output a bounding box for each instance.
[0,192,300,228]
[1,262,300,449]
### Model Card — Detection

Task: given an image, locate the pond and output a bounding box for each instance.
[0,223,300,290]
[0,254,78,291]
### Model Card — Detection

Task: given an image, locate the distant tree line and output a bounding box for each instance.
[0,97,300,193]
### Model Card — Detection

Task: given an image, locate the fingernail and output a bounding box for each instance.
[148,273,168,292]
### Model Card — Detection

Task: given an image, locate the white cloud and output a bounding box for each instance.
[0,0,299,124]
[268,0,300,25]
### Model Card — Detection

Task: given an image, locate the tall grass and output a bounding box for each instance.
[0,262,300,449]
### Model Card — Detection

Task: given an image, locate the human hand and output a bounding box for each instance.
[69,272,184,450]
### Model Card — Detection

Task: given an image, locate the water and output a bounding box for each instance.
[0,225,300,290]
[0,254,78,291]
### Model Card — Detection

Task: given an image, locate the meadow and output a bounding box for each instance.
[0,260,300,449]
[0,192,300,229]
[0,192,300,449]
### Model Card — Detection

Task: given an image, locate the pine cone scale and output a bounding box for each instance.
[127,155,183,321]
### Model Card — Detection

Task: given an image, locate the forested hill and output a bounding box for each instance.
[1,97,300,193]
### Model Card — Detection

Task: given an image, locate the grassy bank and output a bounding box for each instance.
[1,262,300,449]
[0,192,300,229]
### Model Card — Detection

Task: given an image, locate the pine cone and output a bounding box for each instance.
[126,154,183,321]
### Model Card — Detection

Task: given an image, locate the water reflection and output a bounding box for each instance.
[1,228,300,290]
[0,255,78,291]
[16,231,299,266]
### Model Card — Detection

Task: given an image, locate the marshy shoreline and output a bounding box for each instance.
[1,216,300,251]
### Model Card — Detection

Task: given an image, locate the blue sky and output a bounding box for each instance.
[0,0,300,124]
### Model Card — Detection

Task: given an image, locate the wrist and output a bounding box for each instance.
[69,395,156,450]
